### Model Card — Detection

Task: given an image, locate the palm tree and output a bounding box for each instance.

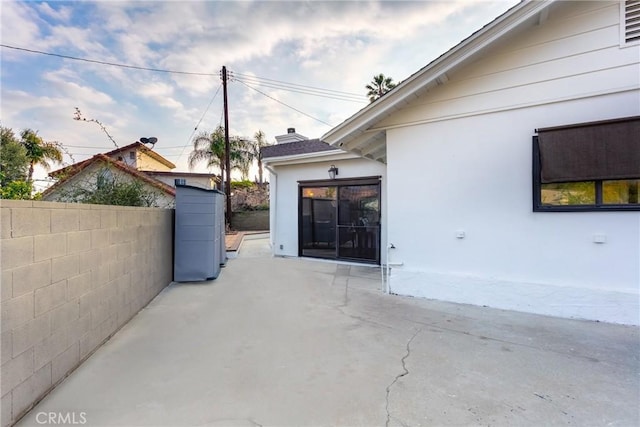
[365,73,396,102]
[253,130,270,185]
[232,137,254,181]
[188,126,227,179]
[188,126,249,182]
[19,129,63,182]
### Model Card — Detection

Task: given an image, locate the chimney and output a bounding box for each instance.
[287,127,295,134]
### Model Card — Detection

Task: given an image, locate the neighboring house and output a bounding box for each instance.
[43,142,219,205]
[104,142,176,172]
[42,154,176,207]
[145,171,219,190]
[269,0,640,325]
[262,131,386,264]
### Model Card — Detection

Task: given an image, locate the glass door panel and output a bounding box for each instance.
[300,187,337,259]
[337,185,380,262]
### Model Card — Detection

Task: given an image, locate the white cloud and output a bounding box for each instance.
[1,0,520,179]
[36,2,72,23]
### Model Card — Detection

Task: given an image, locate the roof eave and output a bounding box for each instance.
[321,0,555,148]
[262,149,359,166]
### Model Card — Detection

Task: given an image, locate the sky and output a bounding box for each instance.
[1,0,519,190]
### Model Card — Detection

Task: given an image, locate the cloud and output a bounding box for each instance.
[1,0,520,179]
[36,2,72,23]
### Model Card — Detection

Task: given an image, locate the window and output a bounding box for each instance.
[129,151,136,160]
[533,116,640,211]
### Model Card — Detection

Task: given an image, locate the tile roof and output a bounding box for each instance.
[261,139,340,159]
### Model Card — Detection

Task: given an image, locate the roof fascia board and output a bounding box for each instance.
[263,150,360,166]
[322,0,554,145]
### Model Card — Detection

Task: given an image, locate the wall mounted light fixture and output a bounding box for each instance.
[328,165,339,179]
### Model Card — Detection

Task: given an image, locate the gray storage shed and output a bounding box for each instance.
[174,181,226,281]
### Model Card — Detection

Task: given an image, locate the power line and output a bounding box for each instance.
[176,83,223,163]
[1,44,218,76]
[232,71,366,98]
[235,79,332,127]
[232,76,366,103]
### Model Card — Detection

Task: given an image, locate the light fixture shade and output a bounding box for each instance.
[328,165,339,179]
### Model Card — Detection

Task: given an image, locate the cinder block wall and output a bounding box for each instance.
[0,200,173,426]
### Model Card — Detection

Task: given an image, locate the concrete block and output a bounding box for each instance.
[1,293,34,333]
[0,347,33,392]
[51,254,79,283]
[11,208,50,237]
[1,391,11,427]
[1,331,11,365]
[90,302,110,330]
[50,209,78,233]
[116,242,132,261]
[90,228,109,249]
[12,260,51,297]
[34,280,67,317]
[101,245,118,264]
[30,200,64,209]
[109,260,126,281]
[50,301,79,333]
[11,314,51,357]
[1,208,10,239]
[99,314,117,342]
[78,291,100,318]
[52,342,79,385]
[12,362,51,418]
[91,264,110,289]
[34,327,68,371]
[1,269,12,302]
[67,272,92,301]
[34,233,67,262]
[78,249,100,274]
[100,210,116,229]
[67,231,91,254]
[0,200,31,208]
[0,236,34,270]
[68,314,91,345]
[79,330,99,360]
[116,210,135,228]
[79,210,101,231]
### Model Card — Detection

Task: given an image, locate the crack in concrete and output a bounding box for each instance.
[385,329,421,427]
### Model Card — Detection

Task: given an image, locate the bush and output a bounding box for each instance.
[230,180,255,189]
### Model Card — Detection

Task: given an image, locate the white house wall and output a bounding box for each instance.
[269,158,386,258]
[384,1,639,324]
[44,162,175,208]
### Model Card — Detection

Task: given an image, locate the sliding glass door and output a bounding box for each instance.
[299,178,380,264]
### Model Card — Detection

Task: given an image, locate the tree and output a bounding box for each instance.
[253,130,270,185]
[1,126,29,185]
[56,167,162,207]
[19,129,63,182]
[365,73,396,102]
[188,126,248,182]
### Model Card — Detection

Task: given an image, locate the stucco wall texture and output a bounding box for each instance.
[0,200,173,427]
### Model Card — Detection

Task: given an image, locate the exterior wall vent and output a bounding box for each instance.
[624,0,640,43]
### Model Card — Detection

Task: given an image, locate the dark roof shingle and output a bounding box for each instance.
[261,139,339,159]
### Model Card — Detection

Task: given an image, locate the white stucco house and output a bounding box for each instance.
[264,0,640,325]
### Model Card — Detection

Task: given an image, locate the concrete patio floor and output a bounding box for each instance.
[17,235,640,426]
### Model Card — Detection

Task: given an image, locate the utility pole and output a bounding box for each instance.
[222,66,232,226]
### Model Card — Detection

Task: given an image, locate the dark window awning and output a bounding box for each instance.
[537,116,640,183]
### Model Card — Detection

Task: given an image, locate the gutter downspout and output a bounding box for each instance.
[264,164,278,255]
